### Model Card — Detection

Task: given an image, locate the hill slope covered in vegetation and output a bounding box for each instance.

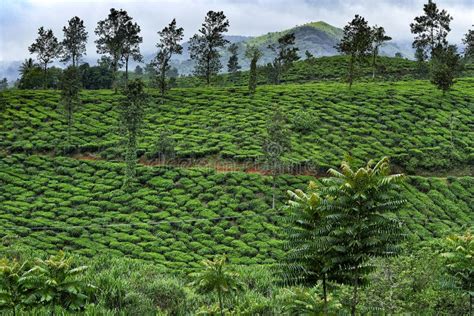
[1,153,472,272]
[2,78,473,173]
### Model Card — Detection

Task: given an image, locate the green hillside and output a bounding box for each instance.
[174,55,419,87]
[1,153,472,272]
[2,78,473,173]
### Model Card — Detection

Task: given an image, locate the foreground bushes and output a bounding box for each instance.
[0,237,471,315]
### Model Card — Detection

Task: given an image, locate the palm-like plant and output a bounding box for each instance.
[19,58,36,77]
[190,256,242,316]
[285,156,406,316]
[322,156,406,315]
[0,258,29,315]
[20,251,92,314]
[283,286,340,315]
[285,181,337,315]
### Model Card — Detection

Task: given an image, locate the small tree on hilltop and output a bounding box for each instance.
[134,65,143,75]
[370,25,392,78]
[245,45,262,94]
[336,15,372,87]
[119,79,147,188]
[227,43,241,82]
[28,27,62,88]
[59,66,81,144]
[189,11,229,85]
[121,19,143,82]
[152,19,184,97]
[267,33,299,84]
[61,16,88,67]
[463,27,473,59]
[410,0,452,59]
[95,8,132,91]
[430,44,461,94]
[262,107,291,209]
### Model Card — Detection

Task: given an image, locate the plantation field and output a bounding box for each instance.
[0,154,472,272]
[174,55,420,87]
[1,78,473,173]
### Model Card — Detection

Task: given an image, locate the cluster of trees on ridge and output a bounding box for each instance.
[1,0,471,93]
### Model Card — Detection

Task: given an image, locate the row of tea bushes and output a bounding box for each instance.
[1,79,473,172]
[0,154,472,271]
[174,55,420,88]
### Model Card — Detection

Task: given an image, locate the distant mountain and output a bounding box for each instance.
[168,21,413,75]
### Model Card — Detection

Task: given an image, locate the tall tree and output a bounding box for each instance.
[134,65,143,75]
[410,0,452,58]
[267,33,299,84]
[121,19,143,81]
[28,27,62,88]
[152,19,184,96]
[336,15,372,87]
[430,44,461,93]
[119,79,147,188]
[227,43,241,81]
[463,27,474,59]
[370,26,392,78]
[285,181,340,315]
[321,157,405,315]
[245,45,262,94]
[262,107,291,209]
[61,16,88,67]
[189,11,230,85]
[95,8,132,90]
[59,66,81,144]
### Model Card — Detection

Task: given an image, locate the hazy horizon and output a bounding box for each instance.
[1,0,473,63]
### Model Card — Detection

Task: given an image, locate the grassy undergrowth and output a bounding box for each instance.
[1,78,473,173]
[0,154,472,272]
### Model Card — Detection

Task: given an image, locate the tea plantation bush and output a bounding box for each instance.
[1,78,472,173]
[0,154,472,271]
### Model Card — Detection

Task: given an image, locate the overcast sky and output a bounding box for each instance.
[0,0,473,62]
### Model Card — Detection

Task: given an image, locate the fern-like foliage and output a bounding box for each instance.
[284,156,406,314]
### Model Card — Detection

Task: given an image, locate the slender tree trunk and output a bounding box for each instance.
[125,57,129,83]
[160,63,167,97]
[349,55,354,88]
[372,49,376,79]
[272,174,276,209]
[323,275,328,316]
[67,105,72,144]
[351,278,359,316]
[43,63,48,89]
[207,59,211,85]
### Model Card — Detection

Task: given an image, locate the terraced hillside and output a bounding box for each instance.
[0,154,472,272]
[1,78,473,173]
[174,55,419,87]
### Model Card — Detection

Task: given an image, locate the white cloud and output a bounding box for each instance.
[0,0,472,62]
